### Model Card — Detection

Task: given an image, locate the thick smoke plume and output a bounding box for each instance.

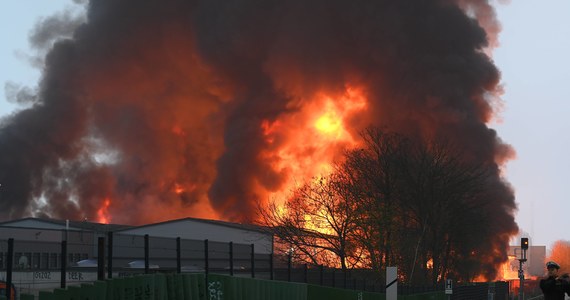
[0,0,516,247]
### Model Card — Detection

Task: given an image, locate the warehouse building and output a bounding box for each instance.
[0,217,273,271]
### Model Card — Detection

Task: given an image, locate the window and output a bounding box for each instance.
[14,252,22,269]
[73,253,81,263]
[50,253,58,269]
[32,253,40,269]
[15,252,31,269]
[41,253,49,269]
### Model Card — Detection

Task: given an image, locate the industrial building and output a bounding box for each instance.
[0,217,272,271]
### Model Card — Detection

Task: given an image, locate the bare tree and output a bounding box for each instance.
[258,174,362,270]
[258,126,514,283]
[340,127,407,272]
[341,128,500,284]
[395,137,499,283]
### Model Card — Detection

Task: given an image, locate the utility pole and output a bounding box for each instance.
[519,237,529,300]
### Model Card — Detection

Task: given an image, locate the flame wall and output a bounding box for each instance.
[0,0,517,244]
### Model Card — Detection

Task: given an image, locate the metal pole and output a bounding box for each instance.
[144,234,149,274]
[6,238,13,300]
[176,237,181,274]
[250,243,255,278]
[229,242,234,276]
[269,253,274,280]
[332,269,336,288]
[519,259,524,300]
[287,252,292,282]
[519,247,527,300]
[204,239,209,287]
[320,265,324,286]
[204,239,209,276]
[97,237,105,281]
[107,232,113,279]
[61,240,67,288]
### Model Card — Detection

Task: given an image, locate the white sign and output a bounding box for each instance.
[386,267,397,300]
[445,279,453,295]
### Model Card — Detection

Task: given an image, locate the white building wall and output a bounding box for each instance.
[1,219,80,231]
[0,226,64,242]
[116,220,273,254]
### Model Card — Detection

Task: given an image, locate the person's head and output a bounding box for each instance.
[546,261,560,276]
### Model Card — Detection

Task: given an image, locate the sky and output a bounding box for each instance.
[0,1,569,251]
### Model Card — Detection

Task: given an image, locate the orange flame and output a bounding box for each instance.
[263,86,367,238]
[315,106,342,136]
[261,85,368,207]
[495,254,537,281]
[97,198,112,224]
[173,182,197,195]
[174,183,185,194]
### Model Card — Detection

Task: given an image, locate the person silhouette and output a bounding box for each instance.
[540,261,569,300]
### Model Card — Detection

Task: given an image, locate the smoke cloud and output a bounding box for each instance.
[0,0,517,252]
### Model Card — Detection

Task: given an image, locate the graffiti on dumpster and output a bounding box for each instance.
[208,281,223,300]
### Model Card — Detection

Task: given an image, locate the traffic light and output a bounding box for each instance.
[521,237,529,250]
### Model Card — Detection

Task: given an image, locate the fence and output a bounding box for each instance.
[15,273,452,300]
[0,228,510,299]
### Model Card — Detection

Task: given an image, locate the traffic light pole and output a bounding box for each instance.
[519,238,529,300]
[518,258,525,300]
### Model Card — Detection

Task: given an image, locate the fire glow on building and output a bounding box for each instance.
[0,0,517,279]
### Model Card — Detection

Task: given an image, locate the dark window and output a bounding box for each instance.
[41,253,49,269]
[32,253,40,269]
[73,253,81,263]
[50,253,58,269]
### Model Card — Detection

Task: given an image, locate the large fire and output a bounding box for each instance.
[499,255,521,280]
[0,0,518,279]
[97,198,112,224]
[262,86,367,203]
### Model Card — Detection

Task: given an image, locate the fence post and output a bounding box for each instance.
[269,253,274,280]
[204,239,209,289]
[229,242,234,276]
[144,234,149,274]
[176,237,181,273]
[61,240,67,288]
[250,243,255,278]
[320,265,324,286]
[6,238,13,300]
[204,239,209,277]
[107,232,113,279]
[332,269,335,288]
[97,237,105,281]
[287,252,292,282]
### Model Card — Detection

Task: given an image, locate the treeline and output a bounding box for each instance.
[259,127,516,285]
